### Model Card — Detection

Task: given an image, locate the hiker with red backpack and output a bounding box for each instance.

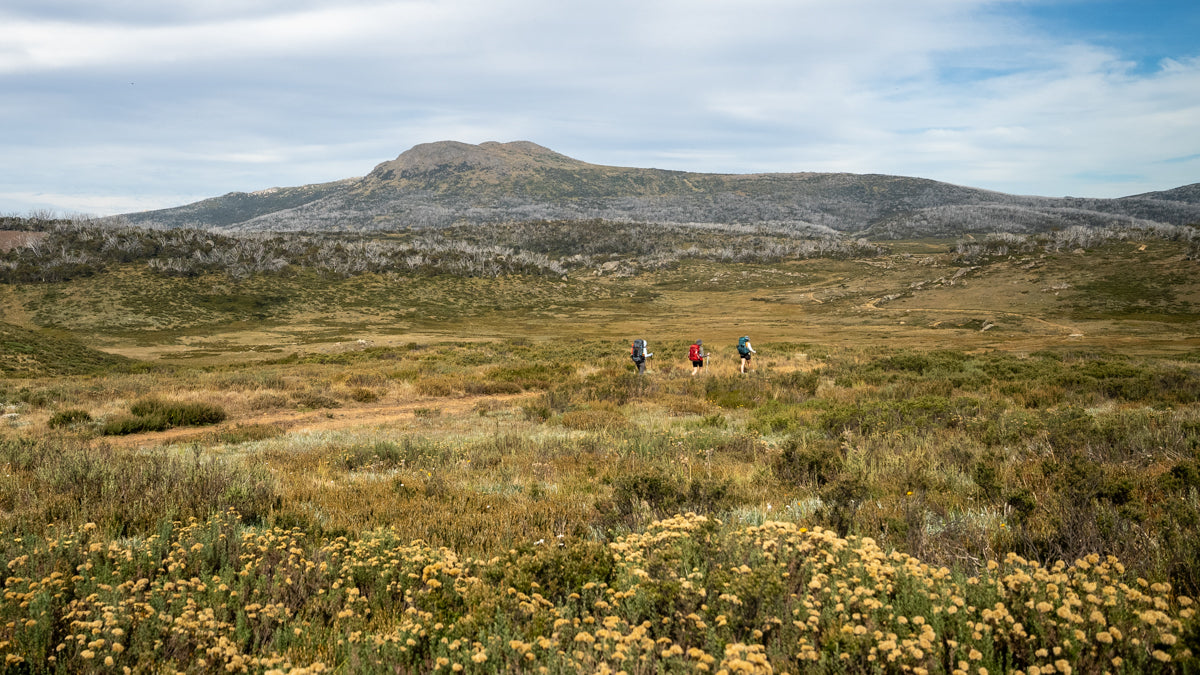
[689,340,707,376]
[631,339,653,374]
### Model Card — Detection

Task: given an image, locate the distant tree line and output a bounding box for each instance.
[0,213,73,232]
[954,223,1200,262]
[0,217,885,283]
[866,203,1200,239]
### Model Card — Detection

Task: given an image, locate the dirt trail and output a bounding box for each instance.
[103,356,827,450]
[105,391,538,449]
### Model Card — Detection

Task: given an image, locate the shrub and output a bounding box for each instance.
[599,469,740,534]
[290,391,341,409]
[347,387,380,402]
[344,371,389,387]
[488,363,572,390]
[816,395,978,435]
[101,414,167,435]
[773,437,843,486]
[971,460,1003,500]
[705,376,771,409]
[415,377,458,397]
[770,369,821,399]
[483,540,616,605]
[129,397,227,426]
[100,398,226,435]
[47,408,92,429]
[820,472,873,536]
[751,400,807,433]
[248,392,289,410]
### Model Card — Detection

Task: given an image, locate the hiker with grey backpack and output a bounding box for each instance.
[630,339,653,374]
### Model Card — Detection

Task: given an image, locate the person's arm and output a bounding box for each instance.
[749,341,756,353]
[646,341,653,358]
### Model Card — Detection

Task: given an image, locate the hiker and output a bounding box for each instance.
[689,340,707,376]
[631,339,653,374]
[737,336,757,373]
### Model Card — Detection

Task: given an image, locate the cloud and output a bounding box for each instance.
[1,0,1198,215]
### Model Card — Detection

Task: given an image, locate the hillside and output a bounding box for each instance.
[0,321,133,376]
[119,141,1200,237]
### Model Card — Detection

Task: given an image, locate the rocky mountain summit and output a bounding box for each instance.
[120,141,1200,237]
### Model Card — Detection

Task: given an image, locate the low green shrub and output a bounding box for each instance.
[597,468,741,535]
[816,394,982,435]
[705,376,771,409]
[488,363,572,390]
[47,408,92,429]
[750,400,807,434]
[129,397,226,426]
[100,398,226,435]
[769,369,821,401]
[101,414,168,435]
[773,436,843,487]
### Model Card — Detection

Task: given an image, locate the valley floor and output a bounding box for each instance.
[2,238,1199,672]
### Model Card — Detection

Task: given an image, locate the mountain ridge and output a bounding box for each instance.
[119,141,1200,237]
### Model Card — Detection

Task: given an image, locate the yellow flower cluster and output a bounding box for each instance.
[1,510,1196,673]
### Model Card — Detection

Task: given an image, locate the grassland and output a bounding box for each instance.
[1,236,1199,672]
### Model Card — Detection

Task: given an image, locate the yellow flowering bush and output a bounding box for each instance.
[1,510,1196,673]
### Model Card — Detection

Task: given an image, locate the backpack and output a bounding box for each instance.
[689,343,702,361]
[737,336,750,355]
[631,339,645,360]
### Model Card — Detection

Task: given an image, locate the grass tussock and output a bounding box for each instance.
[0,436,277,536]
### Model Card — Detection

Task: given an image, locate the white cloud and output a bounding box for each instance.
[1,0,1198,214]
[0,190,197,216]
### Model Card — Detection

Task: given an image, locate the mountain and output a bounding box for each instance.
[120,141,1200,237]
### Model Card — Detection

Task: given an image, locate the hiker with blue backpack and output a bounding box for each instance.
[630,339,653,374]
[737,336,756,373]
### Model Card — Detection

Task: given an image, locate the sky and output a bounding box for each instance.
[2,0,1199,217]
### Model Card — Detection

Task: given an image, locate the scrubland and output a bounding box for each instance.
[1,225,1199,673]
